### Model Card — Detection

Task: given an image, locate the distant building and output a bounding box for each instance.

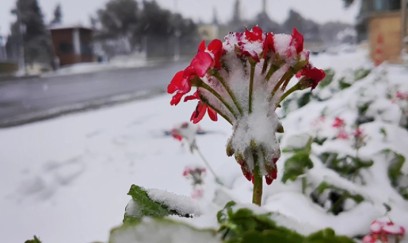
[198,24,219,42]
[49,25,94,66]
[357,0,408,63]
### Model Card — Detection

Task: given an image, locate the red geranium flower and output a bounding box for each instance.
[263,32,275,57]
[333,117,346,128]
[245,26,263,42]
[297,65,326,90]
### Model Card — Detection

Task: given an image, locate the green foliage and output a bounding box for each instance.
[25,236,42,243]
[356,101,374,125]
[217,202,354,243]
[297,92,312,109]
[319,152,373,181]
[312,182,364,215]
[354,68,371,81]
[338,77,352,90]
[110,218,219,243]
[9,0,53,65]
[124,184,193,224]
[382,149,408,199]
[318,68,335,88]
[282,151,314,183]
[282,139,314,183]
[313,136,328,146]
[337,68,370,91]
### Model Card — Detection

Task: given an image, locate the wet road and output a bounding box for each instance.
[0,61,187,127]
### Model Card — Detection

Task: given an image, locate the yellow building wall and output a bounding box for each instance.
[369,12,401,63]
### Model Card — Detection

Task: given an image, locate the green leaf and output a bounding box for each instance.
[282,151,314,183]
[382,149,407,199]
[124,184,194,223]
[110,218,219,243]
[354,68,371,81]
[297,92,312,108]
[305,228,354,243]
[312,182,364,215]
[217,202,354,243]
[386,150,405,186]
[25,236,42,243]
[318,68,335,88]
[319,152,373,180]
[338,77,351,90]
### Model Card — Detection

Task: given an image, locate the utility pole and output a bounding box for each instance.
[16,9,27,75]
[262,0,267,14]
[173,0,180,61]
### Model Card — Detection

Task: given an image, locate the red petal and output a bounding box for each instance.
[291,28,304,54]
[190,101,206,123]
[170,92,184,106]
[208,39,222,53]
[245,26,263,42]
[184,91,200,102]
[191,52,213,77]
[198,40,206,52]
[263,32,275,57]
[265,175,273,185]
[208,39,223,68]
[207,106,218,121]
[167,71,184,94]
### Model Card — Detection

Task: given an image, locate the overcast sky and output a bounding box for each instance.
[0,0,360,36]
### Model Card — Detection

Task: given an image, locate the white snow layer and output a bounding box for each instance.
[1,45,408,243]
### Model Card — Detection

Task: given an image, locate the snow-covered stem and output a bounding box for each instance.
[248,62,256,113]
[252,150,263,206]
[212,71,243,115]
[265,63,280,81]
[196,79,237,119]
[272,70,293,98]
[201,97,233,125]
[280,83,301,102]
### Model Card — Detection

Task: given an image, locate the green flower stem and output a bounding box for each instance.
[202,99,233,125]
[212,71,243,115]
[262,58,269,74]
[252,162,263,206]
[279,83,300,102]
[271,69,294,95]
[196,79,238,120]
[301,176,307,194]
[194,145,225,186]
[265,63,279,81]
[248,62,256,113]
[280,71,296,91]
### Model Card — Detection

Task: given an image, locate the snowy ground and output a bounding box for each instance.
[1,47,407,243]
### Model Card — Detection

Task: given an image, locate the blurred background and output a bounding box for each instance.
[1,1,408,243]
[0,0,404,77]
[0,0,407,126]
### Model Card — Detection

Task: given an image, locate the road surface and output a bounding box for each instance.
[0,61,188,127]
